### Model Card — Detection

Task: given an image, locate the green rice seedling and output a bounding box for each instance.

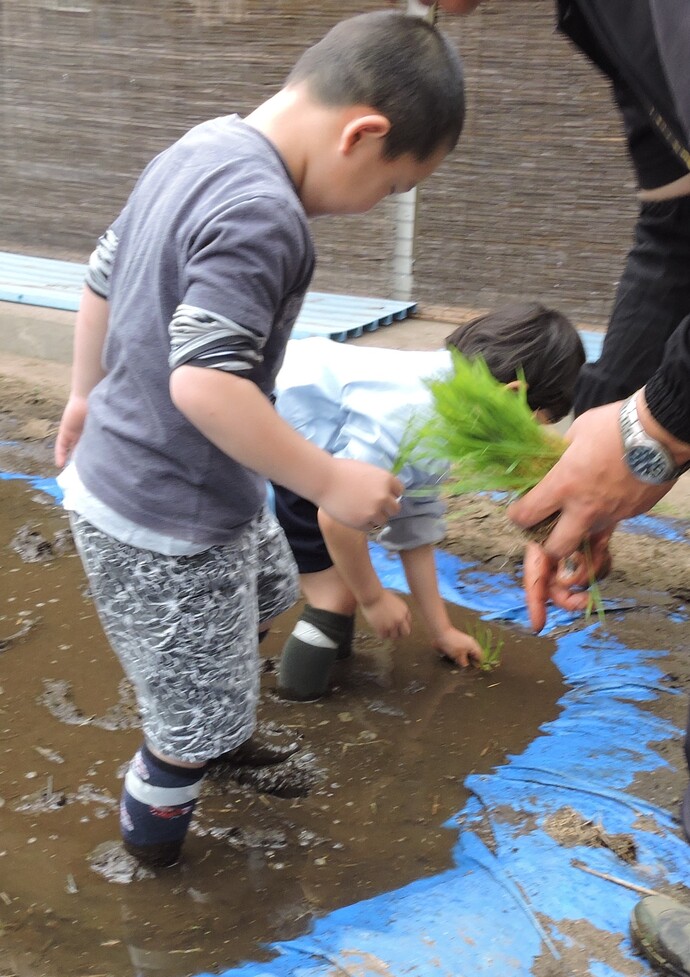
[394,350,567,496]
[471,623,504,672]
[394,351,605,623]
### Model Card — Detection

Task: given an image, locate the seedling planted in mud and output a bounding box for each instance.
[471,623,504,672]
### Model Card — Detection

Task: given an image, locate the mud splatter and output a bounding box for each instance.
[543,806,637,864]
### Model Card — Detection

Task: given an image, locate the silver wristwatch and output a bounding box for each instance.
[619,394,687,484]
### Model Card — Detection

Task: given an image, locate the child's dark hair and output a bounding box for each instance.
[445,303,586,423]
[286,11,465,162]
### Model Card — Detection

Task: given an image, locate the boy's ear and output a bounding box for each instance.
[505,379,525,394]
[339,113,391,155]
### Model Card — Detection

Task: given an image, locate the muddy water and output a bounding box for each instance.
[0,477,564,977]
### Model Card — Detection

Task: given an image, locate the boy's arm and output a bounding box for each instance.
[316,509,412,640]
[170,364,403,532]
[55,285,109,467]
[400,544,482,667]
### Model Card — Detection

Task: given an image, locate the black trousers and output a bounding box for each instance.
[574,195,690,415]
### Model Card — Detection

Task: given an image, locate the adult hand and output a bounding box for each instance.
[509,401,673,631]
[521,534,613,633]
[510,401,672,557]
[54,394,89,467]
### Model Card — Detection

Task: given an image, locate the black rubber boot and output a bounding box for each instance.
[218,723,300,766]
[123,839,183,869]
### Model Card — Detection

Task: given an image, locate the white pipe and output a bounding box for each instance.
[391,188,418,301]
[391,0,429,300]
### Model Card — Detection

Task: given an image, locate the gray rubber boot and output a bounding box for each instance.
[335,611,356,660]
[631,895,690,977]
[278,636,339,701]
[278,605,355,700]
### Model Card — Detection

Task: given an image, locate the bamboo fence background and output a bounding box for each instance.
[0,0,637,323]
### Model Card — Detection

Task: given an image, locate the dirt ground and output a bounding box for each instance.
[1,315,689,977]
[5,310,687,598]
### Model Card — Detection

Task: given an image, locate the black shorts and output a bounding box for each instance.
[272,485,333,574]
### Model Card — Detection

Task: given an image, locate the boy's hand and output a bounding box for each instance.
[360,590,412,641]
[319,458,403,532]
[435,626,482,668]
[55,395,89,467]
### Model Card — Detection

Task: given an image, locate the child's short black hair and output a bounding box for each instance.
[286,11,465,162]
[445,303,586,423]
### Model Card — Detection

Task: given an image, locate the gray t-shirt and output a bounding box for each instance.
[75,116,314,546]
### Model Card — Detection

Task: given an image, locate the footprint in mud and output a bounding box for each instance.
[88,841,156,884]
[13,781,117,816]
[0,616,39,652]
[39,677,141,730]
[206,751,322,799]
[193,823,290,850]
[192,817,329,859]
[10,524,73,563]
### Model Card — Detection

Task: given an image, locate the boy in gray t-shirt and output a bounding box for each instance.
[54,10,465,868]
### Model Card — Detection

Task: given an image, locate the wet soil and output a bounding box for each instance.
[0,339,689,977]
[0,476,562,977]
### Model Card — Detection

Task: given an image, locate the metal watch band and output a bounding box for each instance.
[620,394,690,481]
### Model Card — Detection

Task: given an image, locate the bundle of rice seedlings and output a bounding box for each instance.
[394,349,567,500]
[394,351,603,620]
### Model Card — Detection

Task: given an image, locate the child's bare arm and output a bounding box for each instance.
[400,544,482,667]
[55,286,110,467]
[317,510,412,640]
[170,364,403,531]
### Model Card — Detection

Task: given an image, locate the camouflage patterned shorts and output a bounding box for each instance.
[69,506,299,762]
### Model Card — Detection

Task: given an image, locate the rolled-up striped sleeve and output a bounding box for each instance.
[168,304,264,373]
[85,228,119,299]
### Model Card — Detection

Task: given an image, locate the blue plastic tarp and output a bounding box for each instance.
[206,530,688,976]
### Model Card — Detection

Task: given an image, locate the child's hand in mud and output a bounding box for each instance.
[435,626,482,668]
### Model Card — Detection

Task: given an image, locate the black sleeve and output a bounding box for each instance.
[650,0,690,144]
[641,2,690,444]
[644,314,690,443]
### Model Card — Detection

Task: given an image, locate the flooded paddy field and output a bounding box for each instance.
[1,349,690,976]
[0,474,564,977]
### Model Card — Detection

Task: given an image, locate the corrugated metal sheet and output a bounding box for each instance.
[0,0,634,322]
[0,251,419,339]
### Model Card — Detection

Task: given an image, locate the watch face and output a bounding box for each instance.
[627,445,670,482]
